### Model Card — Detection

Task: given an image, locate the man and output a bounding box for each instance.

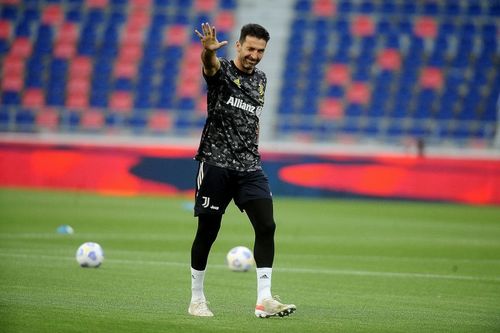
[188,22,296,318]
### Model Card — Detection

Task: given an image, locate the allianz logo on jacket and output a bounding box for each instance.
[226,96,263,115]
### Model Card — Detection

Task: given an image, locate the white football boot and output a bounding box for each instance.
[255,297,296,318]
[188,300,214,317]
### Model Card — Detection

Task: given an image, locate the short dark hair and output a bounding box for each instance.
[239,23,270,44]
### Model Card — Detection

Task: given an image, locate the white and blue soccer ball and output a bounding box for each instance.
[76,242,104,268]
[226,246,254,272]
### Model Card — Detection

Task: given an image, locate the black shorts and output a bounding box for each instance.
[194,162,272,216]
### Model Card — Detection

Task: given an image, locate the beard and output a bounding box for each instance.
[241,56,259,71]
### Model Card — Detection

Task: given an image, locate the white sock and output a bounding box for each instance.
[190,267,206,303]
[256,267,272,304]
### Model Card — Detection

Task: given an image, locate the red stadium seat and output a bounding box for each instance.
[3,55,24,75]
[69,56,93,79]
[215,11,235,32]
[122,25,145,43]
[66,91,89,109]
[414,17,438,39]
[347,82,371,105]
[130,0,152,8]
[351,15,375,37]
[36,108,59,130]
[177,79,200,98]
[109,91,133,112]
[54,40,76,59]
[118,41,143,63]
[326,63,350,86]
[2,72,23,91]
[148,111,172,132]
[185,43,203,63]
[128,8,150,31]
[81,109,104,129]
[195,0,217,13]
[42,5,64,26]
[377,49,401,70]
[165,25,188,46]
[114,59,137,79]
[180,56,202,78]
[86,0,108,8]
[196,95,207,114]
[420,67,443,89]
[67,77,90,95]
[0,20,12,39]
[57,22,78,43]
[10,37,32,58]
[313,0,336,17]
[319,98,344,119]
[22,88,44,107]
[1,0,20,5]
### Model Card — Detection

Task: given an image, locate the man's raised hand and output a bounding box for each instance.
[195,22,228,51]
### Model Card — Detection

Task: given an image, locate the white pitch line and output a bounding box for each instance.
[1,252,499,284]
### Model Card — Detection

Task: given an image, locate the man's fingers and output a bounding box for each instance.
[197,23,223,44]
[202,22,212,36]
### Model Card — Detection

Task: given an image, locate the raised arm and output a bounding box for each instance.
[194,22,228,77]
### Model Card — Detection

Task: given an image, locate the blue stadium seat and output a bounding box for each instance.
[359,1,376,13]
[2,92,20,105]
[294,0,311,12]
[15,109,36,131]
[422,1,439,15]
[220,0,237,9]
[444,2,461,15]
[337,0,353,13]
[0,107,10,129]
[127,114,148,133]
[380,0,396,13]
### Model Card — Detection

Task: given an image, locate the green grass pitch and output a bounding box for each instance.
[1,188,499,333]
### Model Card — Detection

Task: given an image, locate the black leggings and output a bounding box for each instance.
[190,198,276,270]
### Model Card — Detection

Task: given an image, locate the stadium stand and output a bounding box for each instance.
[0,0,498,149]
[0,0,236,135]
[278,0,499,147]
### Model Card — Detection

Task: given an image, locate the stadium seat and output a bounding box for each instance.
[54,40,76,59]
[87,0,108,9]
[165,25,188,46]
[319,98,343,119]
[36,108,59,130]
[66,90,89,109]
[377,49,401,70]
[214,11,234,32]
[109,91,133,112]
[313,0,336,17]
[22,88,44,108]
[194,0,217,12]
[114,59,138,79]
[414,17,438,39]
[2,72,24,92]
[419,67,443,90]
[10,37,32,58]
[41,4,64,26]
[14,108,36,131]
[148,111,172,132]
[325,63,350,86]
[347,82,371,105]
[81,109,105,130]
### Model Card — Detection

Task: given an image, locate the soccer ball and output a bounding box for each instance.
[226,246,254,272]
[76,242,104,268]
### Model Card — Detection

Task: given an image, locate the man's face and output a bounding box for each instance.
[235,36,267,73]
